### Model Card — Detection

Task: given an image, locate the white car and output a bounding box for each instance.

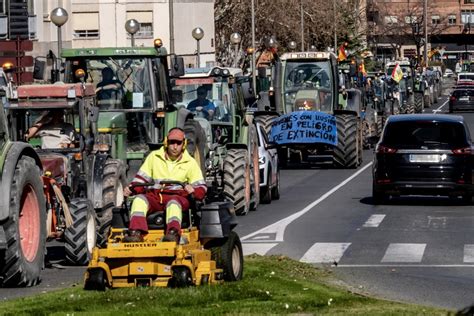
[256,122,280,203]
[443,68,454,78]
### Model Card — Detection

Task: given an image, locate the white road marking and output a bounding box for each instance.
[241,162,373,242]
[242,243,278,256]
[300,242,351,263]
[381,243,426,263]
[362,214,386,228]
[432,99,449,113]
[337,264,474,268]
[463,245,474,263]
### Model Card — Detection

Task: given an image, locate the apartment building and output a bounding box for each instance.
[0,0,215,68]
[367,0,474,68]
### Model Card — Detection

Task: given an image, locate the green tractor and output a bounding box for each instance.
[172,66,260,215]
[0,95,46,286]
[256,51,363,169]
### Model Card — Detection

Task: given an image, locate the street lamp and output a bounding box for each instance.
[50,7,68,83]
[192,27,204,67]
[230,32,242,68]
[463,22,471,62]
[125,19,140,47]
[288,40,297,51]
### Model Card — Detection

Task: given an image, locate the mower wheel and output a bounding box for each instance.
[211,231,243,281]
[65,198,97,265]
[0,156,46,287]
[171,266,192,288]
[84,268,107,291]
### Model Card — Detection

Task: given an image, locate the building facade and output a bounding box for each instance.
[367,0,473,69]
[0,0,215,70]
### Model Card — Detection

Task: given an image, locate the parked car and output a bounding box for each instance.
[256,122,280,203]
[443,68,454,78]
[449,87,474,113]
[373,114,474,204]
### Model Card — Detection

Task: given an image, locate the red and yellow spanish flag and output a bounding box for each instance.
[391,63,404,83]
[337,43,347,61]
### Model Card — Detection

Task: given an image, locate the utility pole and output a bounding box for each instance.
[423,0,428,66]
[333,0,337,52]
[251,0,257,98]
[300,0,304,51]
[169,0,175,54]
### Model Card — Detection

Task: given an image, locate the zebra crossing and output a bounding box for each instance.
[241,212,474,266]
[242,241,474,266]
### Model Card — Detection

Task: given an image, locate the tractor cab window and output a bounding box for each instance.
[283,60,334,113]
[173,78,232,122]
[67,57,155,110]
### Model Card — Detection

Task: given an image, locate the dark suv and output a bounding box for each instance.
[373,114,473,203]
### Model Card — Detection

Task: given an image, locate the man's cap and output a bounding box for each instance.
[167,128,185,141]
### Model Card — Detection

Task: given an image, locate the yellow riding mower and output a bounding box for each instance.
[84,181,243,290]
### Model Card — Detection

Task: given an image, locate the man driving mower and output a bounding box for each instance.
[123,127,207,243]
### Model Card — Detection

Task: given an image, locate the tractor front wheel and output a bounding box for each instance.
[65,198,97,265]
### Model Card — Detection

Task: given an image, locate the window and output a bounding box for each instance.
[126,11,153,38]
[461,10,474,24]
[431,15,440,25]
[27,0,34,15]
[448,14,457,25]
[465,0,474,4]
[73,12,99,39]
[405,15,418,24]
[0,1,5,15]
[384,15,398,24]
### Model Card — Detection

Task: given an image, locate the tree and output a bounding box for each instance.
[214,0,368,68]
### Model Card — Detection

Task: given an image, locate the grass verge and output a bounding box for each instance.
[0,255,451,315]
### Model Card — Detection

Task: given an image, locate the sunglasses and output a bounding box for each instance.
[168,139,184,145]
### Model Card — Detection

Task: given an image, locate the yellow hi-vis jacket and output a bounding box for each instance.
[132,147,207,200]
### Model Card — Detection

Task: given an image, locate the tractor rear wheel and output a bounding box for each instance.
[334,114,359,169]
[96,159,126,247]
[65,198,97,265]
[211,231,243,281]
[184,119,207,173]
[414,93,423,113]
[0,156,46,287]
[254,114,277,136]
[223,148,251,216]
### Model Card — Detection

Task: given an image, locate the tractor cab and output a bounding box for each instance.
[61,44,187,179]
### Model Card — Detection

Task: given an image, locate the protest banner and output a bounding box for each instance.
[270,111,337,146]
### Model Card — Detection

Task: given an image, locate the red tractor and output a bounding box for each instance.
[7,82,126,264]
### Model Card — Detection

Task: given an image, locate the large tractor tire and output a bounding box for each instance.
[0,156,46,287]
[414,93,423,113]
[248,123,260,211]
[96,159,126,247]
[223,148,251,216]
[254,114,278,137]
[184,119,207,173]
[65,198,97,265]
[210,231,243,281]
[334,114,359,169]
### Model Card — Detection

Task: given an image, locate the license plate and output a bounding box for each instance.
[409,154,440,163]
[460,96,469,101]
